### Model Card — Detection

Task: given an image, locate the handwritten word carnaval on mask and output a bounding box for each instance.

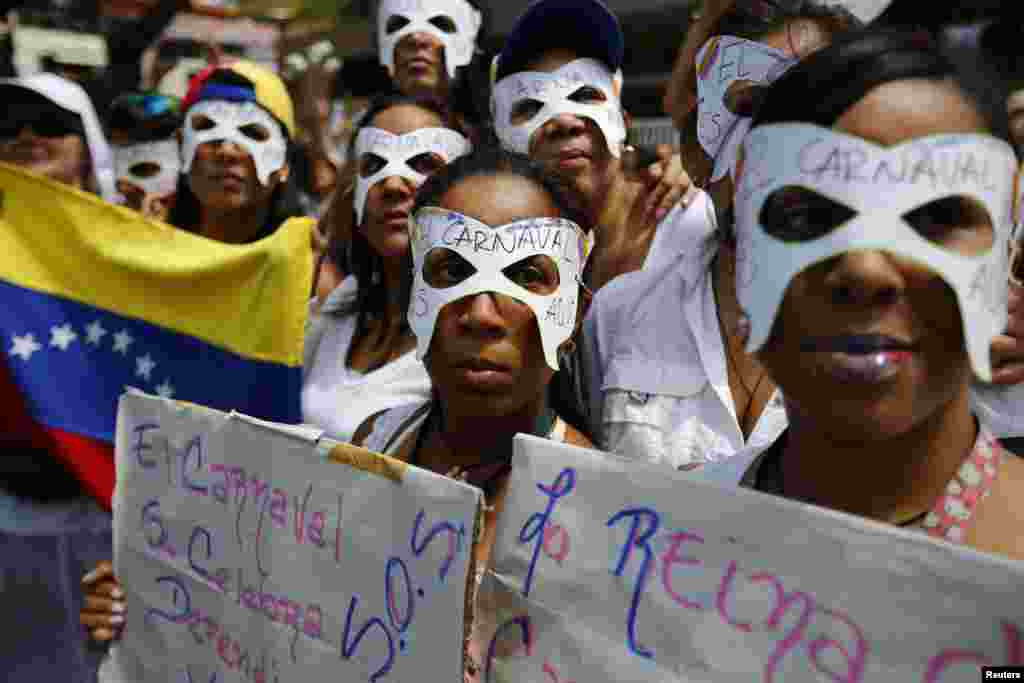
[797,138,998,192]
[437,222,578,265]
[106,391,481,683]
[733,124,1016,382]
[478,434,1024,683]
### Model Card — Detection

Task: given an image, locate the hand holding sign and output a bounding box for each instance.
[80,561,126,643]
[102,390,482,683]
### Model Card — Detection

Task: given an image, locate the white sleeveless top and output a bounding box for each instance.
[301,277,432,444]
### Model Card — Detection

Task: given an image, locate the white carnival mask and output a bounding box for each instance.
[377,0,482,80]
[695,36,797,183]
[408,207,593,371]
[353,126,471,225]
[181,100,287,186]
[113,139,180,197]
[733,123,1018,381]
[492,58,627,158]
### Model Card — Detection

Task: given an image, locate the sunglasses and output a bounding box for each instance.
[0,103,85,140]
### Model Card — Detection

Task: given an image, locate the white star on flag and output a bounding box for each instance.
[136,354,156,380]
[155,379,175,398]
[50,324,77,351]
[85,320,107,345]
[10,333,41,361]
[113,330,134,354]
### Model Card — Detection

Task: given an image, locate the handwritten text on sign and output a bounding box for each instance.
[103,390,481,683]
[479,435,1024,682]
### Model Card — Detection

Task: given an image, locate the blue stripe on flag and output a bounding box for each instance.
[1,279,302,442]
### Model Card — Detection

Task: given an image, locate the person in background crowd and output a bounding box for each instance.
[735,28,1024,561]
[302,94,471,444]
[106,91,182,221]
[0,71,116,683]
[167,59,305,244]
[375,0,491,142]
[287,44,343,218]
[490,0,701,436]
[306,56,393,294]
[314,0,496,300]
[580,0,1024,475]
[81,94,472,645]
[81,149,593,683]
[0,72,116,199]
[491,0,698,292]
[325,55,390,167]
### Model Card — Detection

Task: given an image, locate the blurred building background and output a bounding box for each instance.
[0,0,1019,142]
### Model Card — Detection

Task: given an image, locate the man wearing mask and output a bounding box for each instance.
[490,0,702,292]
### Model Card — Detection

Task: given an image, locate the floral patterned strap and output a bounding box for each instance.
[920,432,1006,544]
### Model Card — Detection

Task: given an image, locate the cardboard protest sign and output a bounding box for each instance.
[103,390,482,683]
[479,434,1024,682]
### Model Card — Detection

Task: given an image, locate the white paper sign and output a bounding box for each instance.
[695,35,796,182]
[103,390,482,683]
[478,434,1024,682]
[13,26,109,75]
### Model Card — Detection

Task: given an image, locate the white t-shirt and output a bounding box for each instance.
[581,223,1024,484]
[301,277,432,444]
[640,189,718,274]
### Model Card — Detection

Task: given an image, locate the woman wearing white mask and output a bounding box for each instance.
[106,91,182,222]
[376,0,490,141]
[352,147,593,680]
[168,60,306,244]
[735,28,1024,559]
[302,94,472,444]
[580,0,1024,479]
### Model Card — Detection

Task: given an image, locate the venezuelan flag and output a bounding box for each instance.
[0,162,313,509]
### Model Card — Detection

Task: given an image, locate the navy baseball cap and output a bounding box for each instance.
[495,0,625,82]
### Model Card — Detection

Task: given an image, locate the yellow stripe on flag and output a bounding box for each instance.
[0,162,313,367]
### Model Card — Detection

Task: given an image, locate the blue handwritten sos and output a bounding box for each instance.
[145,503,466,683]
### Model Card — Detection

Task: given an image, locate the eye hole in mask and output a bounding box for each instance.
[424,248,477,288]
[359,153,388,177]
[568,85,606,105]
[191,114,216,132]
[759,186,857,242]
[429,15,457,33]
[386,15,410,34]
[723,80,768,118]
[423,248,562,295]
[511,99,544,126]
[239,123,271,142]
[128,162,162,178]
[502,255,561,294]
[407,151,446,175]
[902,195,994,256]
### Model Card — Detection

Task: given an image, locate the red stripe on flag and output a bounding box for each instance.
[0,362,113,510]
[48,428,114,510]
